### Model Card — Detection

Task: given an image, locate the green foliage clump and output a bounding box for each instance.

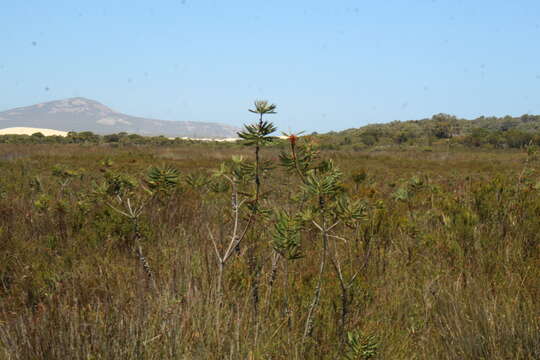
[146,166,180,193]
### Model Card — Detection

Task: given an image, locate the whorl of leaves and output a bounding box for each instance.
[393,175,425,202]
[238,121,277,146]
[29,176,43,193]
[302,165,344,198]
[334,196,368,227]
[146,166,180,193]
[271,211,303,260]
[209,180,229,193]
[238,100,277,146]
[345,331,379,360]
[248,100,277,115]
[279,143,319,176]
[103,172,138,197]
[185,173,210,190]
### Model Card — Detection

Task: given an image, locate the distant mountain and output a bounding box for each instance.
[0,98,240,138]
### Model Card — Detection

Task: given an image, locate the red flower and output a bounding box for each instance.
[288,134,298,146]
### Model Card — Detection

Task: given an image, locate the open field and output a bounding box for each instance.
[0,142,538,359]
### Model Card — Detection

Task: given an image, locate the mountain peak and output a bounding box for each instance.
[33,97,116,116]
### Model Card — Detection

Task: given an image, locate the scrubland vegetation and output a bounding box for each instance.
[0,103,539,359]
[318,113,540,151]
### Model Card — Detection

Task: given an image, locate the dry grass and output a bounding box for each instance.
[0,143,538,359]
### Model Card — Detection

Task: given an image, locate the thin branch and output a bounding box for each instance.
[208,225,223,263]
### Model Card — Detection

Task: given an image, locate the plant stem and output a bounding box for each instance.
[302,216,328,349]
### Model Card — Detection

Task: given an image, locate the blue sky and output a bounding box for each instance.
[1,0,540,133]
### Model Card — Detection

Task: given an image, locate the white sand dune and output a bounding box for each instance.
[0,127,68,137]
[178,137,240,142]
[176,135,288,142]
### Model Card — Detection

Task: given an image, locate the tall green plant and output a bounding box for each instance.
[280,135,368,350]
[208,101,277,349]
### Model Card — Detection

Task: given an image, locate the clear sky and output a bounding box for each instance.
[1,0,540,133]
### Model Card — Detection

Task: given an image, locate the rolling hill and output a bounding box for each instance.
[317,113,540,148]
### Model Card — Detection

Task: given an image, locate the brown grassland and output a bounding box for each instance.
[0,140,539,359]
